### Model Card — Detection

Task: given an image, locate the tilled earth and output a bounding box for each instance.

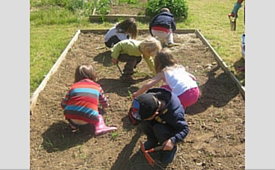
[30,30,245,170]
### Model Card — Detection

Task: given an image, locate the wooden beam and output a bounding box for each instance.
[30,30,81,115]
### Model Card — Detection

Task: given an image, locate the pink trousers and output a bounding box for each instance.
[161,85,200,109]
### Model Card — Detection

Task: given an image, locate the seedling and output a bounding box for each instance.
[111,131,119,140]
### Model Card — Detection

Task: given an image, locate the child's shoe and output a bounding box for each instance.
[120,74,135,83]
[168,43,180,47]
[160,145,178,165]
[94,115,117,136]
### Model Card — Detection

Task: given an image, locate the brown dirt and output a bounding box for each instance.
[30,2,245,170]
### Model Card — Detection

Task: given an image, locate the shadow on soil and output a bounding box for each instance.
[97,77,150,97]
[121,115,136,131]
[41,121,94,153]
[93,51,113,67]
[186,66,240,115]
[110,126,163,170]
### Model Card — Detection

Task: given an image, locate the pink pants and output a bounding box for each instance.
[161,85,200,109]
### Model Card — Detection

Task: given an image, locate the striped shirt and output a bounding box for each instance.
[61,79,109,124]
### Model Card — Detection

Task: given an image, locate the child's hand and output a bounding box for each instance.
[132,92,138,98]
[162,139,175,151]
[112,58,118,65]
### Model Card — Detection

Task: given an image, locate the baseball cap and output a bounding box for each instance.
[129,93,160,124]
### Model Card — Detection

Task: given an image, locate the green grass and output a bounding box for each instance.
[30,0,245,95]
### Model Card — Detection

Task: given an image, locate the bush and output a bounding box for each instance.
[145,0,188,19]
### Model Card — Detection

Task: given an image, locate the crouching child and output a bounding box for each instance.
[128,88,189,166]
[61,64,117,136]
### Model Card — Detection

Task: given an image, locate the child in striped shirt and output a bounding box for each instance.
[61,64,117,135]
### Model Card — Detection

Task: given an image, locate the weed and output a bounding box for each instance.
[206,153,213,161]
[127,90,132,98]
[111,131,119,140]
[199,118,203,126]
[78,145,86,158]
[45,138,54,147]
[215,118,221,123]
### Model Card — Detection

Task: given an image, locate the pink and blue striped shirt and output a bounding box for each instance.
[61,79,109,124]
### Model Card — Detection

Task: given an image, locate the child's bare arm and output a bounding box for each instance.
[132,72,163,98]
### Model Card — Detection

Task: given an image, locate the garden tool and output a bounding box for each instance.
[116,63,123,76]
[228,13,237,31]
[94,114,117,136]
[139,141,164,167]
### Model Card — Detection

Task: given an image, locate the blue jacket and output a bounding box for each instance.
[149,12,176,36]
[146,88,189,144]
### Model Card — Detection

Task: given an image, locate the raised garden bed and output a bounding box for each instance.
[30,29,245,170]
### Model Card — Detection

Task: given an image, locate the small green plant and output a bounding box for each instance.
[206,153,213,161]
[45,138,54,147]
[127,90,132,98]
[78,145,86,158]
[97,0,111,15]
[199,118,203,126]
[145,0,188,19]
[111,131,119,140]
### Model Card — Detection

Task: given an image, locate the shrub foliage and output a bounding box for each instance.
[145,0,188,19]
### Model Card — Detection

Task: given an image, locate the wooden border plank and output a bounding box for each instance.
[195,29,245,99]
[30,30,81,115]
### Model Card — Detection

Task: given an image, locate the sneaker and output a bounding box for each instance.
[160,146,178,165]
[168,43,180,47]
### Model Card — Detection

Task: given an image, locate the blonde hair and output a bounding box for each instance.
[154,48,179,73]
[139,37,162,57]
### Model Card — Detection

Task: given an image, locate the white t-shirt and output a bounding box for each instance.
[104,25,129,42]
[164,66,198,96]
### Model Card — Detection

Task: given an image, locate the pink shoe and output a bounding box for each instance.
[94,115,117,136]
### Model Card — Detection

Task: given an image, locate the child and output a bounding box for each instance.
[132,48,200,109]
[149,8,177,47]
[229,0,245,71]
[61,64,117,135]
[230,0,244,19]
[104,18,138,48]
[128,88,189,167]
[111,37,162,82]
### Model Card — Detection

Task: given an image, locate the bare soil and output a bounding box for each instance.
[30,2,245,170]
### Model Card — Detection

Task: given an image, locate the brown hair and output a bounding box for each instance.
[154,48,178,73]
[74,64,96,82]
[160,8,170,13]
[116,18,138,39]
